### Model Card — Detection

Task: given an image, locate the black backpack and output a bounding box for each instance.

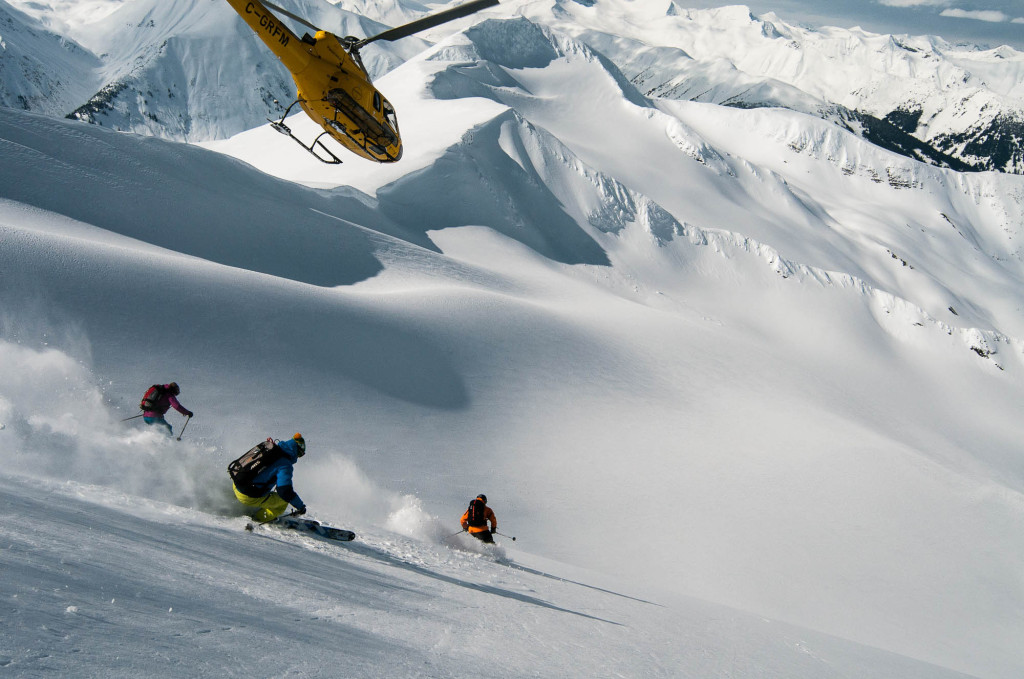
[140,384,164,411]
[228,440,283,490]
[466,498,488,528]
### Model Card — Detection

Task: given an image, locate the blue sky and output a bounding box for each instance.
[675,0,1024,49]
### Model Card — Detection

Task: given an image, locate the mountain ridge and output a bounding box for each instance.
[0,0,101,114]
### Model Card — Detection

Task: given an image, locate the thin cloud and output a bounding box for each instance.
[940,8,1012,22]
[877,0,951,6]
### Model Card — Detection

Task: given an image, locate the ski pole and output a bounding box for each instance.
[121,413,144,422]
[176,415,191,441]
[495,531,516,541]
[448,528,468,538]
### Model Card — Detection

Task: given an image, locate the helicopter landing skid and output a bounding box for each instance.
[268,102,343,164]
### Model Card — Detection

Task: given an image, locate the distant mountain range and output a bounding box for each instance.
[1,0,1021,173]
[536,2,1024,174]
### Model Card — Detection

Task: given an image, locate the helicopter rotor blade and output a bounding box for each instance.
[354,0,499,49]
[263,0,322,34]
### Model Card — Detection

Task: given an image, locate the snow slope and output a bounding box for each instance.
[3,103,1024,679]
[0,474,979,678]
[2,3,1024,679]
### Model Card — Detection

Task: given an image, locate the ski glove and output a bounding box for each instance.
[184,411,194,418]
[292,506,307,516]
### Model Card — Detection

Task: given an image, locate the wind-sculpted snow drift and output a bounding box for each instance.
[377,108,685,266]
[0,108,427,288]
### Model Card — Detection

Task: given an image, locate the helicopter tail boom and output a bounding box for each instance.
[224,0,311,73]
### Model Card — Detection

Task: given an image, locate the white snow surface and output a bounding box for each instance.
[2,2,1024,679]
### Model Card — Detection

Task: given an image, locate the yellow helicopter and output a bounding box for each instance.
[223,0,499,164]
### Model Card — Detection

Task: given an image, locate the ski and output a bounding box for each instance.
[246,516,356,542]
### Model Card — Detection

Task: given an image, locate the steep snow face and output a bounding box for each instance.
[523,0,1024,172]
[0,0,100,114]
[412,15,1024,343]
[379,110,615,266]
[53,0,297,141]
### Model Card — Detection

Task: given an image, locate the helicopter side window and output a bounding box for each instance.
[373,92,382,112]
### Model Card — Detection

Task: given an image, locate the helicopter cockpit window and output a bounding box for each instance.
[373,92,382,112]
[382,100,399,133]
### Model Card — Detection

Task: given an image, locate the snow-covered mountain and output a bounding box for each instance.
[520,1,1024,173]
[0,0,101,114]
[2,1,1024,678]
[5,0,427,140]
[211,11,1024,347]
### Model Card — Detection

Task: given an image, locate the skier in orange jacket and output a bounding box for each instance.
[461,494,497,543]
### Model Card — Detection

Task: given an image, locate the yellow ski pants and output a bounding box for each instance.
[233,484,289,522]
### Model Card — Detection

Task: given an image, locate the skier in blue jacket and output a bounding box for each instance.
[232,433,307,522]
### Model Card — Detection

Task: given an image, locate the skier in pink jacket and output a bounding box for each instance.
[140,382,193,436]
